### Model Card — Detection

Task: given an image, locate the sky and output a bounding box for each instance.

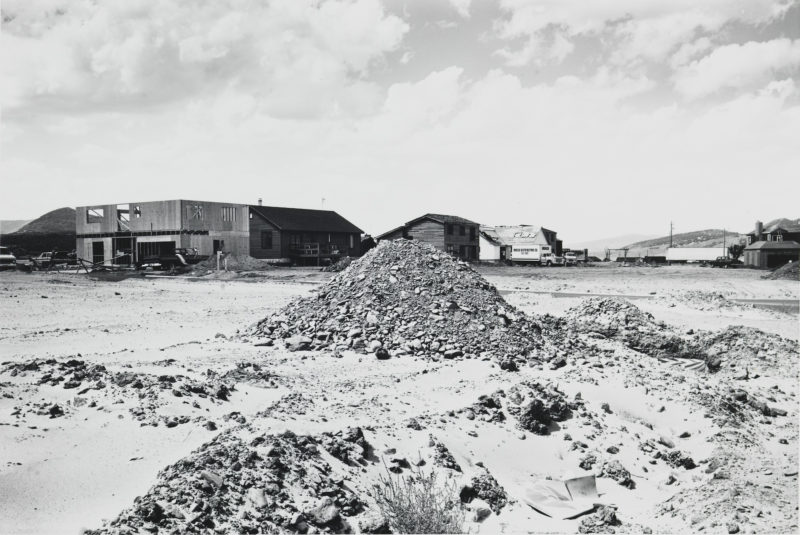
[2,0,799,242]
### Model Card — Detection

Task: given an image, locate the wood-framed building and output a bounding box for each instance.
[75,200,249,266]
[248,205,362,265]
[743,219,800,269]
[376,213,480,261]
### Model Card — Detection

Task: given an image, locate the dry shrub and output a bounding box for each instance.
[372,464,465,534]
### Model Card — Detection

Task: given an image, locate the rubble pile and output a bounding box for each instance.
[463,470,508,513]
[320,426,372,466]
[251,240,556,362]
[654,291,748,312]
[219,362,280,388]
[763,261,799,280]
[3,358,234,424]
[505,381,574,435]
[578,505,621,534]
[88,430,364,534]
[692,326,799,373]
[429,435,462,472]
[563,298,703,360]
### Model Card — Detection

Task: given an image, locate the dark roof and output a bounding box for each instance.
[250,205,362,233]
[375,225,407,240]
[744,240,800,251]
[407,213,479,226]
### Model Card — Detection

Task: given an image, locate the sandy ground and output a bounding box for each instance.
[0,265,797,534]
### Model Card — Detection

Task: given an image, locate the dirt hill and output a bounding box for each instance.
[624,229,746,253]
[2,207,76,255]
[12,207,75,234]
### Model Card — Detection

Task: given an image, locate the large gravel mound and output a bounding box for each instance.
[250,239,556,362]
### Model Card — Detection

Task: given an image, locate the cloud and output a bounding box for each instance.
[0,0,409,118]
[448,0,472,19]
[673,38,800,100]
[494,0,791,67]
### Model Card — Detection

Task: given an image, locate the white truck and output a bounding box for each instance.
[666,247,726,264]
[509,244,552,264]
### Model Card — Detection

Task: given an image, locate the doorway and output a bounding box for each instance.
[92,241,105,265]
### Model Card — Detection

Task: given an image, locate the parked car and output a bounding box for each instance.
[541,253,565,266]
[31,250,77,270]
[564,252,577,266]
[0,246,17,270]
[137,248,207,271]
[707,256,743,268]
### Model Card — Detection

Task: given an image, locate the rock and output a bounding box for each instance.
[658,436,675,448]
[246,488,268,508]
[306,497,340,526]
[285,335,312,351]
[359,512,390,533]
[600,460,635,489]
[200,470,223,488]
[727,522,740,534]
[375,348,391,360]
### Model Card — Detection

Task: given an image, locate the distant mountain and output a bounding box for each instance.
[569,234,659,256]
[12,207,76,234]
[624,229,746,255]
[760,217,800,233]
[0,220,32,234]
[1,207,76,255]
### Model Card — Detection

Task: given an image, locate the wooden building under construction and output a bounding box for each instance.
[75,200,249,266]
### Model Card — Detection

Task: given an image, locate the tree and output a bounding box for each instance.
[728,243,744,260]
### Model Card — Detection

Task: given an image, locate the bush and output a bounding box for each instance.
[372,465,465,534]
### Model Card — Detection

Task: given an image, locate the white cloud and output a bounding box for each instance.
[674,39,800,100]
[495,0,791,67]
[496,29,575,67]
[0,0,409,118]
[449,0,472,19]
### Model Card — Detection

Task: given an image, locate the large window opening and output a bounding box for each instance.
[87,207,104,224]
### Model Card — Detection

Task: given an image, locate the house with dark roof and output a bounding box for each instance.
[376,213,480,261]
[743,219,800,269]
[249,204,363,264]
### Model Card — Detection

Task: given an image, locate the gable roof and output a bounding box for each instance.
[407,213,479,226]
[250,205,362,234]
[479,225,556,247]
[744,240,800,251]
[375,225,407,240]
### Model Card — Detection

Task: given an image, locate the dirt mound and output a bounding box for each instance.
[763,261,799,281]
[653,290,752,312]
[87,430,365,534]
[692,326,798,374]
[250,239,556,362]
[563,297,702,359]
[3,358,234,426]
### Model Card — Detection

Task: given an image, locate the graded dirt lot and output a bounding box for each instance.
[0,261,797,534]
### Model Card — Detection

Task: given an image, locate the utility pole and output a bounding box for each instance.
[669,221,673,248]
[723,229,726,257]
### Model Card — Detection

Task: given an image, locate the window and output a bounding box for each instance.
[469,226,476,240]
[261,231,273,249]
[134,205,141,218]
[86,207,104,224]
[249,212,253,219]
[187,204,204,220]
[459,225,466,236]
[221,206,236,222]
[776,234,783,242]
[446,223,454,235]
[349,235,354,248]
[446,244,455,255]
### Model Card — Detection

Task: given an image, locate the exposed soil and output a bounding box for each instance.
[0,255,797,534]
